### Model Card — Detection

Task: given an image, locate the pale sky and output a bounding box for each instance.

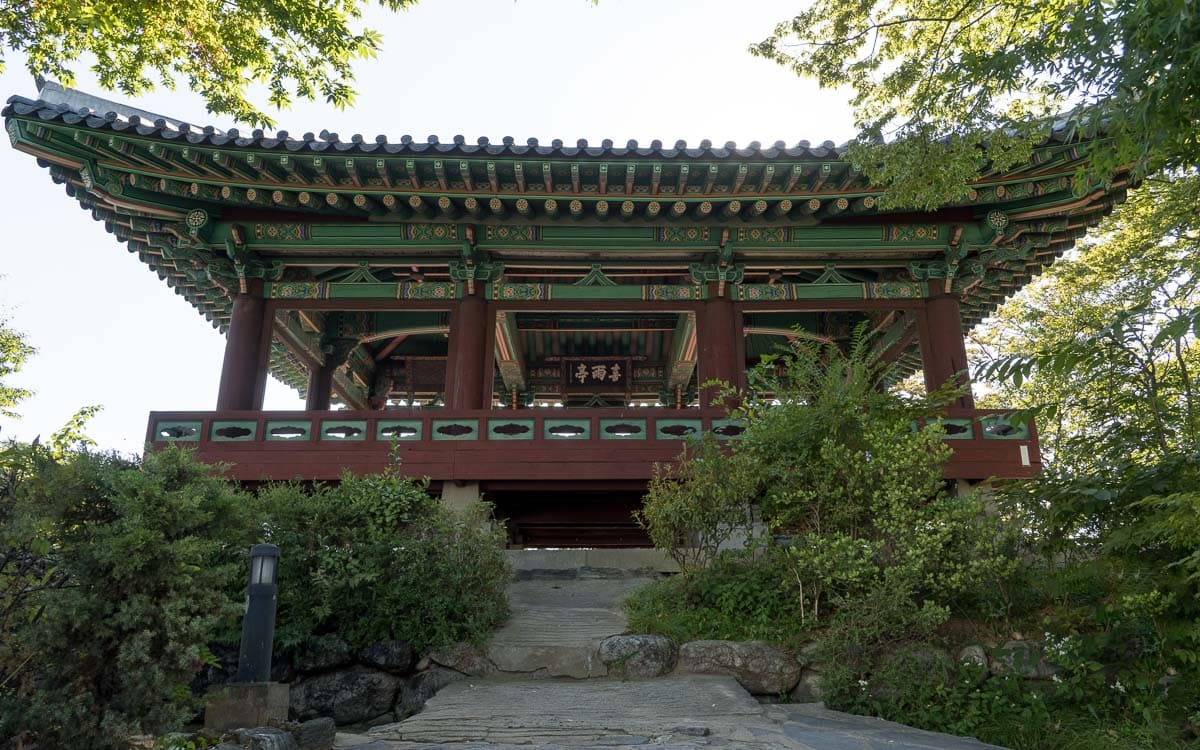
[0,0,856,451]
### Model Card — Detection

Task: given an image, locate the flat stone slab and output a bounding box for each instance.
[366,676,765,745]
[772,703,1006,749]
[341,677,1007,750]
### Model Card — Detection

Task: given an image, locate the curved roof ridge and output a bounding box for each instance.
[5,84,854,160]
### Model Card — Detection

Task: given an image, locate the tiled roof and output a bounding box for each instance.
[3,83,1086,163]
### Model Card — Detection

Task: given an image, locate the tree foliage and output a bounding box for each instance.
[752,0,1200,207]
[0,446,253,749]
[637,436,758,575]
[1,0,418,127]
[251,469,510,653]
[975,173,1200,472]
[0,317,33,420]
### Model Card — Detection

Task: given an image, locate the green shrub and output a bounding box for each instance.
[251,472,509,653]
[624,550,810,645]
[636,436,758,574]
[0,446,253,749]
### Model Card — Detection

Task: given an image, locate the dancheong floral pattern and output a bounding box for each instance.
[269,281,325,299]
[405,223,458,241]
[884,225,940,242]
[485,226,538,241]
[868,280,923,299]
[254,223,308,241]
[397,282,456,300]
[642,285,703,301]
[494,283,551,301]
[658,227,710,243]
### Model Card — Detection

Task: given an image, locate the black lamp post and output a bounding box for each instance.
[236,543,279,683]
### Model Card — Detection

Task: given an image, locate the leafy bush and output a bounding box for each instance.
[0,446,253,749]
[636,436,758,574]
[251,471,509,653]
[624,550,810,644]
[635,327,1015,633]
[0,445,512,748]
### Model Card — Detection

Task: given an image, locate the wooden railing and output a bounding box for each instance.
[146,406,1040,483]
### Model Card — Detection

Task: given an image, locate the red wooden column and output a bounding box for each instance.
[918,290,975,408]
[216,279,267,411]
[306,362,334,410]
[697,286,741,406]
[444,292,488,410]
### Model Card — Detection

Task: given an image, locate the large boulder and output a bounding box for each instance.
[291,718,336,750]
[989,640,1059,680]
[598,635,677,679]
[428,642,497,677]
[395,667,464,719]
[957,644,989,670]
[289,666,400,725]
[791,670,825,703]
[676,640,802,694]
[294,634,353,674]
[359,640,415,674]
[232,728,298,750]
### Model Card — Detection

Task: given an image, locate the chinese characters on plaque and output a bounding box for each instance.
[563,360,629,391]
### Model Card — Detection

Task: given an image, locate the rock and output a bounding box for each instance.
[870,646,954,702]
[428,642,497,676]
[291,717,336,750]
[365,712,395,728]
[395,667,464,719]
[676,640,802,695]
[791,670,824,703]
[989,640,1059,680]
[414,656,431,672]
[359,640,415,674]
[294,634,353,674]
[192,643,239,695]
[289,667,400,725]
[957,644,989,670]
[598,635,677,679]
[796,642,822,669]
[271,654,296,684]
[232,727,298,750]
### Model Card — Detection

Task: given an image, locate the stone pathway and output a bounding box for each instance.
[485,577,651,678]
[336,676,1005,749]
[334,552,1006,749]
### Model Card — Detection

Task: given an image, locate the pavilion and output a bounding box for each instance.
[4,82,1129,544]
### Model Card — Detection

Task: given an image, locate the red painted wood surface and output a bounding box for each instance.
[919,291,976,409]
[146,406,1040,484]
[215,280,267,410]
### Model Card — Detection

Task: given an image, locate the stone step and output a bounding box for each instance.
[481,578,649,678]
[505,548,679,577]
